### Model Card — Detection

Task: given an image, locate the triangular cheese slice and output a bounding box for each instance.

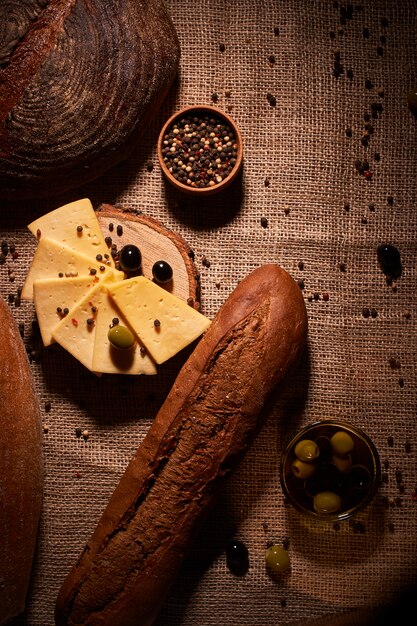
[28,198,114,267]
[51,278,113,372]
[21,237,123,300]
[92,287,157,375]
[33,275,99,346]
[108,277,211,365]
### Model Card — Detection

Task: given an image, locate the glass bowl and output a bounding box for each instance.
[280,420,381,522]
[157,105,243,196]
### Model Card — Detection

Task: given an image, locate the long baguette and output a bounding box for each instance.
[55,264,308,626]
[0,297,43,624]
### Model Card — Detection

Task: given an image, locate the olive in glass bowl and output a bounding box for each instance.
[280,420,381,521]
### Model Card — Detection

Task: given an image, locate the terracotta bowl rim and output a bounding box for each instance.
[157,104,243,196]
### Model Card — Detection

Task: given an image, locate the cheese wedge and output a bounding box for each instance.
[33,276,99,346]
[92,288,157,375]
[21,237,123,300]
[109,277,211,365]
[28,198,114,266]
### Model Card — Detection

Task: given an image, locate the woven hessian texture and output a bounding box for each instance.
[1,1,416,624]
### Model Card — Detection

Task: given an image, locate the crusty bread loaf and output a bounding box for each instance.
[55,264,308,626]
[0,297,43,624]
[0,0,180,200]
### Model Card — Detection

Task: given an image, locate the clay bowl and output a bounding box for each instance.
[157,105,243,196]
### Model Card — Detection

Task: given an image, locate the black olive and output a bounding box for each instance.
[305,462,343,497]
[407,90,417,112]
[348,465,371,490]
[152,260,173,283]
[226,539,249,574]
[377,244,402,278]
[119,245,142,273]
[315,435,332,460]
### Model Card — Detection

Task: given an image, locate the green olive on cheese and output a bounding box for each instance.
[108,325,135,350]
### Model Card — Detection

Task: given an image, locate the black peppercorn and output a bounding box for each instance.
[267,93,277,106]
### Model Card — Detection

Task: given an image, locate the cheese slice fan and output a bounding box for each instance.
[28,198,115,266]
[109,277,211,365]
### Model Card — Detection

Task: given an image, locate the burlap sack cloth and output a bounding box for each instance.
[1,1,416,624]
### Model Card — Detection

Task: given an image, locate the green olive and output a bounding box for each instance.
[313,491,342,515]
[265,545,290,572]
[294,439,319,462]
[291,458,316,479]
[330,430,354,456]
[108,325,135,350]
[332,453,352,473]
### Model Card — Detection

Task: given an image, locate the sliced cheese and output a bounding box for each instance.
[51,280,109,372]
[109,276,211,364]
[92,287,157,375]
[28,198,114,266]
[21,237,124,300]
[33,275,98,346]
[50,277,156,375]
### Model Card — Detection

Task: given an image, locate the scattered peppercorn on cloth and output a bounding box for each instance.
[1,0,417,624]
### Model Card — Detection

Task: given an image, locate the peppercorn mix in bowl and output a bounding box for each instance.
[157,105,243,195]
[280,420,381,522]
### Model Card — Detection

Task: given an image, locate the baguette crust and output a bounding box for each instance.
[0,297,43,624]
[55,264,308,626]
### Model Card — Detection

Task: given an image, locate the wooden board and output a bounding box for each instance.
[97,205,201,310]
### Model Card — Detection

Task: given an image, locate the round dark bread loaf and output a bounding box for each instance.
[0,0,180,200]
[0,297,43,624]
[55,264,308,626]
